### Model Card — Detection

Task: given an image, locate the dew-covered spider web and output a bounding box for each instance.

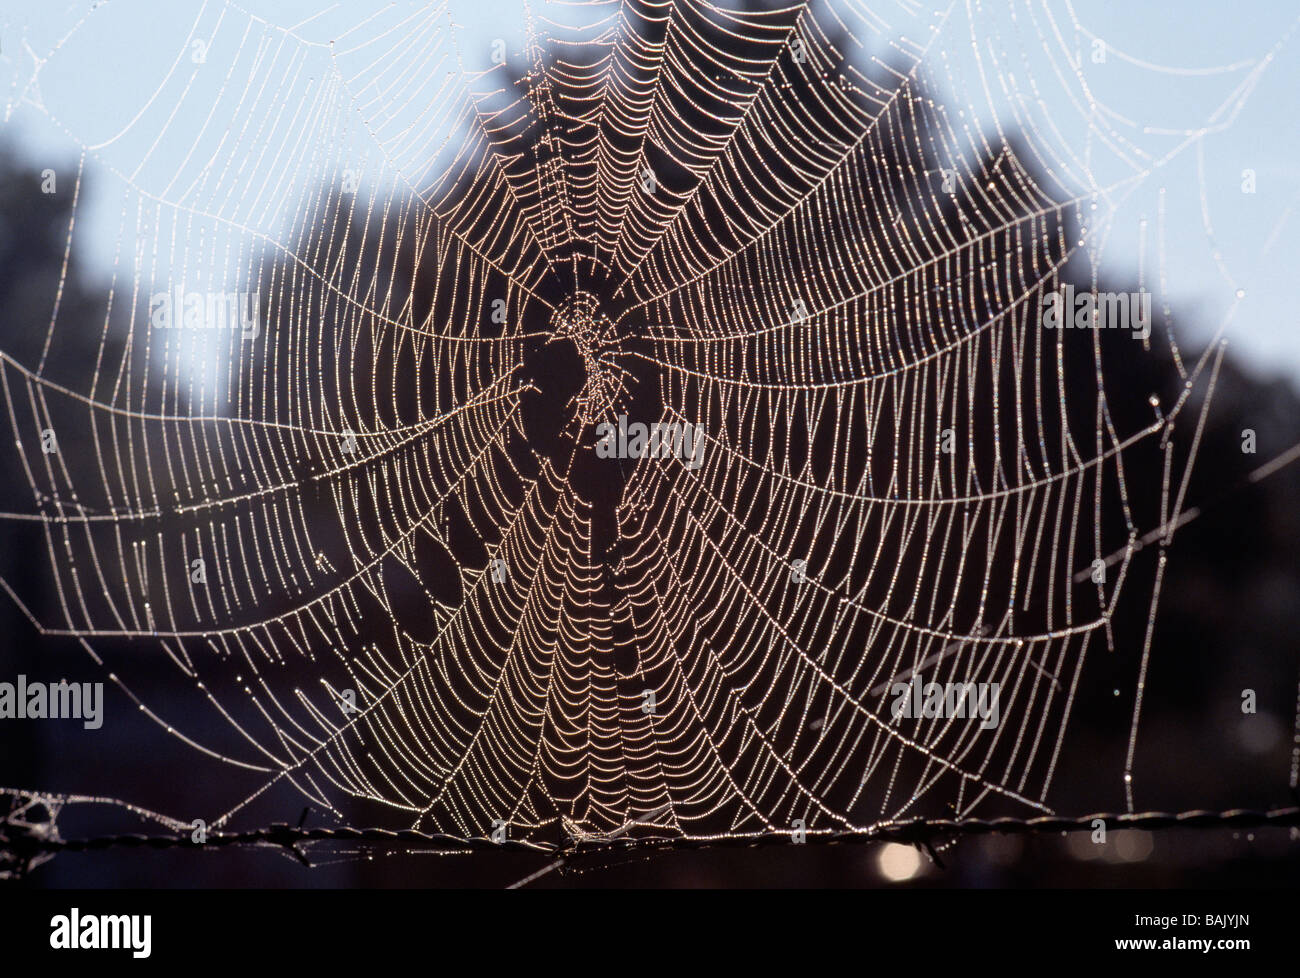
[0,0,1288,870]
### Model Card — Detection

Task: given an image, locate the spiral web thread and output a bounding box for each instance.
[0,0,1281,871]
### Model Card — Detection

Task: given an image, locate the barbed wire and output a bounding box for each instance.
[4,807,1297,883]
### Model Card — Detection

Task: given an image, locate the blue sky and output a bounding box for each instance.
[2,0,1298,381]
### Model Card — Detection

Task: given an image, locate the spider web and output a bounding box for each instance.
[0,0,1271,864]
